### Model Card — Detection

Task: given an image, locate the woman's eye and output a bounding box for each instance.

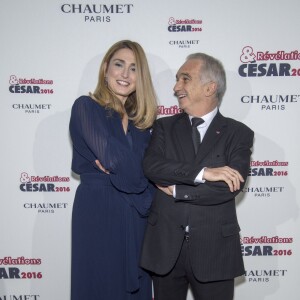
[115,62,122,67]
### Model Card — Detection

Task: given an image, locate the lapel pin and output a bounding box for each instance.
[216,131,220,134]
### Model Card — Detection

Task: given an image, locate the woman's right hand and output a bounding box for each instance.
[95,160,110,174]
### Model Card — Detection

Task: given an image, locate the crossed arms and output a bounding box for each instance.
[143,118,254,206]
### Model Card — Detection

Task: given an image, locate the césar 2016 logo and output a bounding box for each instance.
[19,172,70,192]
[9,75,54,94]
[238,46,300,77]
[167,17,202,32]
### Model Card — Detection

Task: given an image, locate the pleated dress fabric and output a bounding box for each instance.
[69,96,153,300]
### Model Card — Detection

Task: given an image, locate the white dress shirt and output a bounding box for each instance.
[173,107,218,198]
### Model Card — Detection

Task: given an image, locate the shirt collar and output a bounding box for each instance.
[189,106,218,127]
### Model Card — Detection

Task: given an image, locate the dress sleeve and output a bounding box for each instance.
[69,96,148,193]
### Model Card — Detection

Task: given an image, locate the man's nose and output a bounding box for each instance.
[173,81,181,92]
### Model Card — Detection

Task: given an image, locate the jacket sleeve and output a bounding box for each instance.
[143,117,254,206]
[143,119,202,186]
[176,125,254,205]
[69,96,148,193]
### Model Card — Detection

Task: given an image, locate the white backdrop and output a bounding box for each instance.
[1,0,299,299]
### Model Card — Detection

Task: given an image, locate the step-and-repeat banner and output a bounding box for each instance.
[1,0,299,299]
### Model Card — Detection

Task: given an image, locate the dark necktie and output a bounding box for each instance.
[191,117,204,154]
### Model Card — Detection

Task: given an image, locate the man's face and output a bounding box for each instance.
[173,59,208,116]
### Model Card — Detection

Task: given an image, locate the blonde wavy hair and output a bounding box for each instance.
[90,40,157,129]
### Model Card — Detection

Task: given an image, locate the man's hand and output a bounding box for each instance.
[203,166,244,192]
[156,185,174,196]
[95,160,110,174]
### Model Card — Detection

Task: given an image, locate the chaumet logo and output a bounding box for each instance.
[245,269,288,283]
[60,3,134,22]
[240,94,299,111]
[0,295,40,300]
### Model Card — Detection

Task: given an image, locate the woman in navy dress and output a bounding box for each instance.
[69,40,157,300]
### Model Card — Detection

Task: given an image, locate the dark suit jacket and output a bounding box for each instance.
[140,111,254,282]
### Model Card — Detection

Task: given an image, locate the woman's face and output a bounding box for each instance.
[105,48,137,103]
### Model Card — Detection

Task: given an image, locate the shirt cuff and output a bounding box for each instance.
[194,168,206,183]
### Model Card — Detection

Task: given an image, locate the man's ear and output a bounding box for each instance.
[205,81,217,97]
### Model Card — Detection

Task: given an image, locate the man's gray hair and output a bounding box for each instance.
[187,53,226,101]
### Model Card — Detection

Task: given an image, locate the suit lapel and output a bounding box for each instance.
[196,112,227,162]
[173,113,195,161]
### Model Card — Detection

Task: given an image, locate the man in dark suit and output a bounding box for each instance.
[140,53,254,300]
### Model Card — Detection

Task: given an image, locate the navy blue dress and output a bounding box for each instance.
[69,96,153,300]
